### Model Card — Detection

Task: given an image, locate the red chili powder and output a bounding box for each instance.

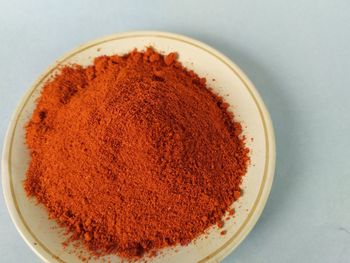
[24,47,249,259]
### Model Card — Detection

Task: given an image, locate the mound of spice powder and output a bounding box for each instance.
[25,48,249,259]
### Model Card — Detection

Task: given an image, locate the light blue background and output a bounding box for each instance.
[1,1,350,262]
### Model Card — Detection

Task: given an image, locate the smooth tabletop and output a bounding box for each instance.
[1,1,350,262]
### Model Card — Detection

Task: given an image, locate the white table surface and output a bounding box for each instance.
[1,1,350,262]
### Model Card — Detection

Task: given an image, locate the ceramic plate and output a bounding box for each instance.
[2,31,275,263]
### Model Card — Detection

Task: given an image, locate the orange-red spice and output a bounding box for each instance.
[25,48,249,259]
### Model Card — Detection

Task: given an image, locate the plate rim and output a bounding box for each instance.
[1,31,276,263]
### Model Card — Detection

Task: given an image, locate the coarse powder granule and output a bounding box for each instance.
[25,48,249,259]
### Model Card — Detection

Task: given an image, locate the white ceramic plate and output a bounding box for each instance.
[2,31,275,263]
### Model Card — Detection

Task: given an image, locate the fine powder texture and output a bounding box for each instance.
[25,48,249,259]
